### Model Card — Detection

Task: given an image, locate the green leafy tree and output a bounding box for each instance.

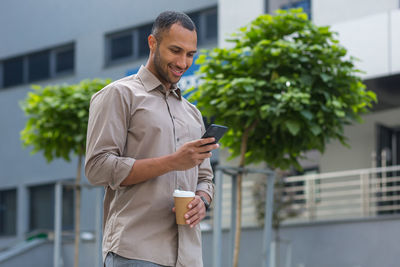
[189,9,376,267]
[20,78,111,267]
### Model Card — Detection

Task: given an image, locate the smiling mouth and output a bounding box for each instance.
[169,66,185,77]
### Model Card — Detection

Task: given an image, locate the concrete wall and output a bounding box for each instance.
[218,0,264,47]
[2,216,399,267]
[279,216,400,267]
[0,0,217,81]
[0,240,97,267]
[319,107,400,173]
[202,216,400,267]
[0,0,217,249]
[312,0,399,25]
[0,241,53,267]
[219,1,400,83]
[331,9,400,79]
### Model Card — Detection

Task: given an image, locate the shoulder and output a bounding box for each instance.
[90,75,143,105]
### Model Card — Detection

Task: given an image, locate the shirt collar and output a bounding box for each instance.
[137,66,182,100]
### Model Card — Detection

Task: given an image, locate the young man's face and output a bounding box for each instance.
[148,23,197,89]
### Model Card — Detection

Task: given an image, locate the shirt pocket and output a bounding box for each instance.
[187,122,202,141]
[174,115,202,145]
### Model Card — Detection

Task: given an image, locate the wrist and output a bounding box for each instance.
[199,195,210,211]
[196,191,211,210]
[163,153,177,172]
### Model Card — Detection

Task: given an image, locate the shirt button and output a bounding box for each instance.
[177,138,180,142]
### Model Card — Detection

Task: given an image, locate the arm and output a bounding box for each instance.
[121,138,218,186]
[85,85,134,190]
[85,84,218,189]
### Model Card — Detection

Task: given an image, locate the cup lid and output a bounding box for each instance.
[173,189,195,197]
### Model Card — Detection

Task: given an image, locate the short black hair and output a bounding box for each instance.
[152,11,197,42]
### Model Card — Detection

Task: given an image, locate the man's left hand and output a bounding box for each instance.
[181,195,206,228]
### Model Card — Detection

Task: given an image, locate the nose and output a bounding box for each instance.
[176,55,189,70]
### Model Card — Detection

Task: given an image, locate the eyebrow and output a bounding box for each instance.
[169,45,197,54]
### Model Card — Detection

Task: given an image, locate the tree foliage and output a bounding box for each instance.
[190,9,376,170]
[20,79,111,161]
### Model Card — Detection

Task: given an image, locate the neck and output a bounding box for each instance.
[144,60,172,90]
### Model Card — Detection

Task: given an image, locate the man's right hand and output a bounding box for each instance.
[121,137,218,186]
[171,138,219,171]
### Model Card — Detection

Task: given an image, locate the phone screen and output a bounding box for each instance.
[202,124,228,145]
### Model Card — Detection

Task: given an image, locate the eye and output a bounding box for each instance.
[170,48,180,54]
[187,53,195,58]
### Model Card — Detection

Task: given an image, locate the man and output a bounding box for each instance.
[85,11,217,267]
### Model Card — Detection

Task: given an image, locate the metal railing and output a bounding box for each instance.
[203,165,400,229]
[202,169,263,229]
[203,165,400,267]
[53,182,103,267]
[210,166,276,267]
[282,165,400,223]
[51,165,400,267]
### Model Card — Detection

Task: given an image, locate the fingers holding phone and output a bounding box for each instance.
[170,124,228,171]
[171,138,217,170]
[201,124,228,152]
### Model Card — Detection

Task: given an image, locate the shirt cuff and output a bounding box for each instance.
[111,157,136,190]
[196,182,214,202]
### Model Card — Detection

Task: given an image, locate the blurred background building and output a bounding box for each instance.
[0,0,399,266]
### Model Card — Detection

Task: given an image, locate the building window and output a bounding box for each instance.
[106,24,152,65]
[62,185,74,230]
[205,10,218,40]
[55,46,74,74]
[0,189,17,236]
[0,43,74,89]
[29,183,74,232]
[281,0,311,19]
[376,124,400,215]
[28,51,51,82]
[188,6,218,45]
[105,6,218,66]
[3,57,24,88]
[138,24,152,58]
[110,32,134,61]
[189,12,200,34]
[377,124,400,167]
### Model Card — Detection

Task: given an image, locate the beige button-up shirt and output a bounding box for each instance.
[85,66,214,267]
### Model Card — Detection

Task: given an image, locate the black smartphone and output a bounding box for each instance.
[201,124,228,146]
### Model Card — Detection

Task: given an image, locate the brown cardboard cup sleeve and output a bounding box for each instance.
[173,190,195,225]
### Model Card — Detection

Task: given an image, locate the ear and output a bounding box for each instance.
[148,34,157,52]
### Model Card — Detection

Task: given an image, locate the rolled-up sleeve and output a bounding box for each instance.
[196,158,214,201]
[85,85,134,190]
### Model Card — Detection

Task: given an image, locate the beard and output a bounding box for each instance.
[153,47,181,86]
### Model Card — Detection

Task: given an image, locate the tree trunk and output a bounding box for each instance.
[74,154,82,267]
[233,121,258,267]
[232,170,243,267]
